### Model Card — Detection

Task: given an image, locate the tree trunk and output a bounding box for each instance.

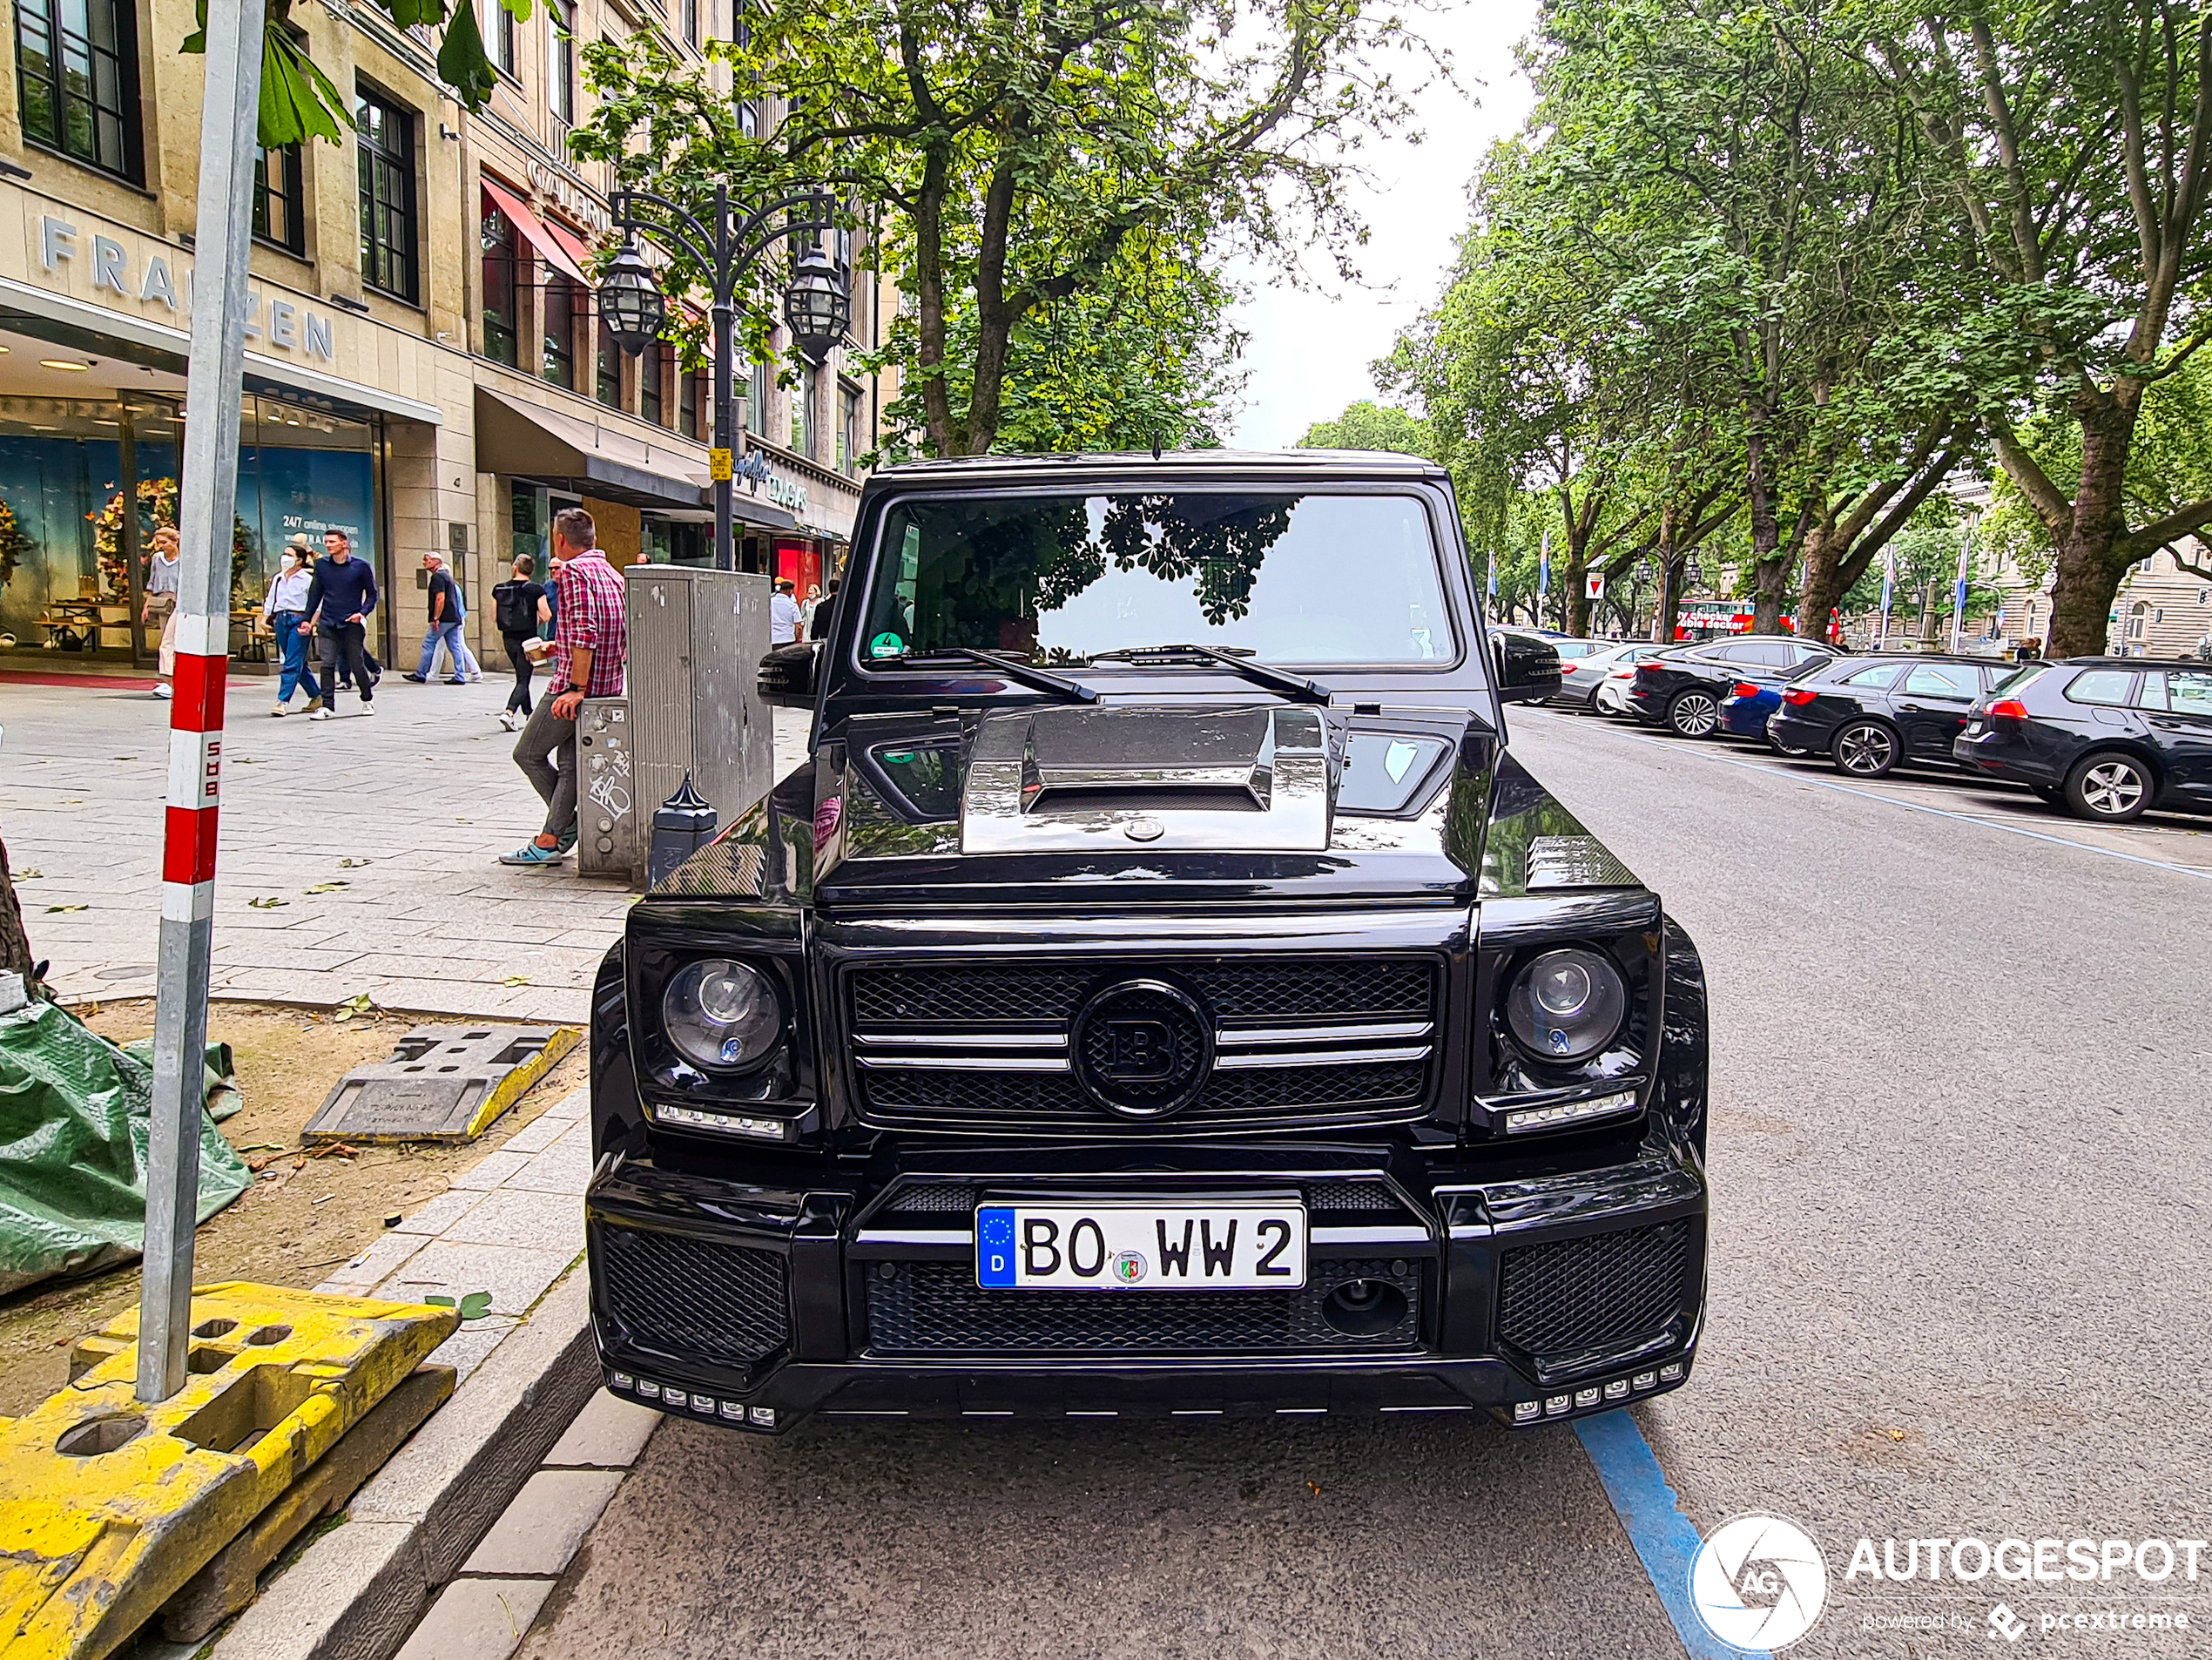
[2047,528,2124,657]
[0,833,30,983]
[1743,407,1789,632]
[1649,504,1684,644]
[2045,394,2141,657]
[1796,522,1843,646]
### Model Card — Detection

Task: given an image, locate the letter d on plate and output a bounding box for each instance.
[976,1207,1016,1286]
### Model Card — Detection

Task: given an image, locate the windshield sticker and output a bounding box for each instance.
[869,631,905,659]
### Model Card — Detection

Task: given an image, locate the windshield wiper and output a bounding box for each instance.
[1085,644,1331,705]
[901,647,1101,704]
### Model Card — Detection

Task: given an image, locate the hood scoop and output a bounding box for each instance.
[961,704,1334,854]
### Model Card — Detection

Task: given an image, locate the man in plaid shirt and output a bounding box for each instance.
[503,506,629,866]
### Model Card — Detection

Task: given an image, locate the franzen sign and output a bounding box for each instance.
[37,216,338,362]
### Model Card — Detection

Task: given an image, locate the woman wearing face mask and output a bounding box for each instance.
[260,537,324,715]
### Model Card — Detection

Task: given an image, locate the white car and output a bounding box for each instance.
[1551,639,1649,712]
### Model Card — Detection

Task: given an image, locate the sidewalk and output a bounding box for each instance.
[1,675,807,1023]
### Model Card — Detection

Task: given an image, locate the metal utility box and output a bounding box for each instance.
[577,698,636,879]
[621,566,772,883]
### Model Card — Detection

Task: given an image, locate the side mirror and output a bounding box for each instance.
[758,642,817,709]
[1493,631,1563,704]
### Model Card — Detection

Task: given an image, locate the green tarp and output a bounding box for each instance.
[0,999,250,1297]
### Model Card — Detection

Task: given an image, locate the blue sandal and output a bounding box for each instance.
[499,841,565,867]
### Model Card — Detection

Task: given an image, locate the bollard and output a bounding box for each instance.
[648,772,718,887]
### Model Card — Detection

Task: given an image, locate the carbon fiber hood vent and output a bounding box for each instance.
[960,704,1337,854]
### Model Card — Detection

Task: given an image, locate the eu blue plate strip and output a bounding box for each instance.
[1575,1409,1769,1660]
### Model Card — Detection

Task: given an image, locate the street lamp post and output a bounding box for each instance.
[603,184,849,573]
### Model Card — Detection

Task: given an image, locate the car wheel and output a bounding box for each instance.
[2064,751,2154,822]
[1667,690,1721,739]
[1767,737,1811,759]
[1831,719,1899,778]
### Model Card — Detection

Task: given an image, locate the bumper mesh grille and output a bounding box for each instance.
[1495,1219,1691,1360]
[866,1258,1421,1357]
[597,1224,791,1370]
[860,1062,1425,1123]
[849,960,1433,1029]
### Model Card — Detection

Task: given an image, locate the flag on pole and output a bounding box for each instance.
[1877,543,1895,646]
[1487,547,1497,597]
[1538,529,1551,624]
[1949,525,1973,651]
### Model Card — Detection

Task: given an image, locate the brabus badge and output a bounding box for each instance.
[1123,817,1164,842]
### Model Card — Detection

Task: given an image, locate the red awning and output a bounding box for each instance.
[539,215,601,287]
[481,175,593,288]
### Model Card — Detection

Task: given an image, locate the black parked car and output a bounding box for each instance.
[1628,635,1836,738]
[1953,657,2212,821]
[1765,654,2017,778]
[588,451,1712,1437]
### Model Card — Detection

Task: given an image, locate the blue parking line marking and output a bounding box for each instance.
[1575,1409,1767,1660]
[1620,732,2212,883]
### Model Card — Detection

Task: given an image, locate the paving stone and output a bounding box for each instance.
[317,1231,429,1295]
[435,1185,583,1252]
[543,1391,662,1469]
[388,1187,489,1236]
[375,1240,579,1318]
[497,1112,571,1154]
[390,1576,554,1660]
[458,1469,626,1576]
[496,1123,593,1195]
[448,1149,535,1191]
[422,1316,523,1384]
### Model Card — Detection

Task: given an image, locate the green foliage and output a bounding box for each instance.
[571,0,1411,455]
[1296,401,1433,455]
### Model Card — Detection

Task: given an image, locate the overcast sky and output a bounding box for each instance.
[1223,2,1543,449]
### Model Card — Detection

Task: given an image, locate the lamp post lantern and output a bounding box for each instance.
[602,184,845,573]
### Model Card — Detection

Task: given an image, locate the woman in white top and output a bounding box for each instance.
[260,539,324,714]
[140,525,181,698]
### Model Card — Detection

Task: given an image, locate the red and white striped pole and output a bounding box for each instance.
[138,0,266,1403]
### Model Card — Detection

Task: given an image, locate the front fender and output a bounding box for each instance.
[1656,917,1710,1160]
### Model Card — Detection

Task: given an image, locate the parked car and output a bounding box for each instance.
[1715,655,1838,754]
[1552,639,1649,711]
[1953,657,2212,821]
[597,450,1714,1438]
[1594,650,1662,717]
[1629,637,1837,738]
[1764,654,2017,778]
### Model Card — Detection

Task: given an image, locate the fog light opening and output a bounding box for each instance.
[1320,1277,1408,1337]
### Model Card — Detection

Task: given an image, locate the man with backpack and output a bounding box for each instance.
[493,553,549,732]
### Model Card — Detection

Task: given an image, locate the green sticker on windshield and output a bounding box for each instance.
[869,631,905,659]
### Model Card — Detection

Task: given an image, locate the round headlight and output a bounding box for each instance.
[1505,947,1627,1063]
[662,959,782,1072]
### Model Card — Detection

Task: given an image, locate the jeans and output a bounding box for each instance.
[417,620,464,681]
[273,612,320,703]
[512,694,577,840]
[316,622,372,709]
[502,631,536,714]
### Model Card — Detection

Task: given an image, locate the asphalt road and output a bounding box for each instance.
[520,709,2212,1660]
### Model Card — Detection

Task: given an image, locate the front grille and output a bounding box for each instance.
[866,1258,1421,1356]
[597,1225,791,1370]
[870,1178,1417,1226]
[847,955,1441,1131]
[1495,1220,1691,1360]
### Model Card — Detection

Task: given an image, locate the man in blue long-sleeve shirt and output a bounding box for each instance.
[297,529,379,719]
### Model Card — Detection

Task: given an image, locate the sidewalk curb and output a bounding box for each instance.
[211,1264,599,1660]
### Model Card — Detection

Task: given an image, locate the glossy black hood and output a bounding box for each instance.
[643,702,1642,914]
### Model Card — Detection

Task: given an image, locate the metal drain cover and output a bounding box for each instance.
[304,1023,580,1143]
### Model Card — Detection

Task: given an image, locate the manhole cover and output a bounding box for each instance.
[304,1023,580,1143]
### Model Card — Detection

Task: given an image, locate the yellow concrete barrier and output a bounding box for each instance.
[0,1282,457,1660]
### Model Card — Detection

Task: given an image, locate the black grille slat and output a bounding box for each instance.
[599,1225,791,1370]
[1302,1179,1402,1212]
[866,1258,1420,1356]
[1495,1221,1690,1359]
[1193,962,1433,1022]
[859,1062,1423,1124]
[847,960,1435,1030]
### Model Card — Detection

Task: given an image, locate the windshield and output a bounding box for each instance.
[857,492,1455,669]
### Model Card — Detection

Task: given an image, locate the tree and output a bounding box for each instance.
[1877,0,2212,655]
[1297,400,1433,453]
[572,0,1409,456]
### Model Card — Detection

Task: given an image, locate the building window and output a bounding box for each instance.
[356,90,419,302]
[549,2,576,127]
[745,358,766,439]
[738,100,759,140]
[596,314,622,408]
[14,0,140,181]
[253,145,307,254]
[792,364,818,459]
[481,203,521,367]
[496,0,520,75]
[682,0,698,47]
[680,368,701,441]
[837,381,860,475]
[543,276,579,389]
[642,345,668,427]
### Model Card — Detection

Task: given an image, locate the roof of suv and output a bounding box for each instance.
[2051,655,2212,670]
[867,449,1451,487]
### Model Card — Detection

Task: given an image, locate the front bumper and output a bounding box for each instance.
[586,1138,1708,1434]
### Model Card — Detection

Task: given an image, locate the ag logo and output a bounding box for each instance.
[1689,1513,1828,1651]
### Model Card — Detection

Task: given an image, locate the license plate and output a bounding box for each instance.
[975,1203,1307,1290]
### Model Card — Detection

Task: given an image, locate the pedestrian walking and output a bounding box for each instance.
[298,529,379,720]
[770,577,802,644]
[492,553,548,732]
[503,507,625,865]
[260,538,322,715]
[808,577,840,643]
[404,551,466,685]
[446,574,486,683]
[141,525,180,699]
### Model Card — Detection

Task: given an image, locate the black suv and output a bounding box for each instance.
[1954,657,2212,820]
[1628,635,1836,738]
[585,451,1711,1435]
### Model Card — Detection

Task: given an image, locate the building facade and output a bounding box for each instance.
[0,0,883,671]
